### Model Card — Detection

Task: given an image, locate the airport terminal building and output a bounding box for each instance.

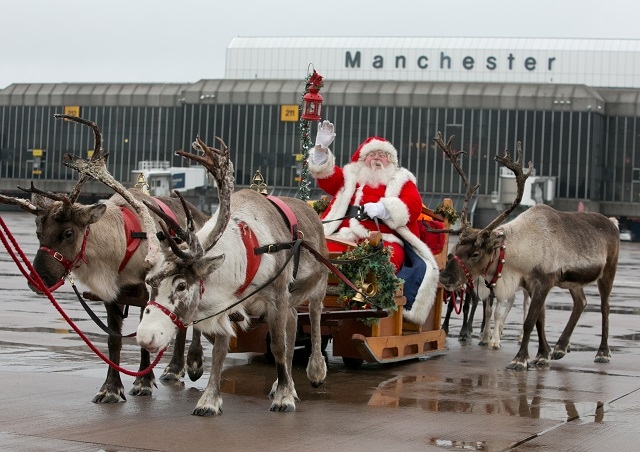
[1,37,640,226]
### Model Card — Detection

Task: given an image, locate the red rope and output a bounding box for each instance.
[0,216,164,377]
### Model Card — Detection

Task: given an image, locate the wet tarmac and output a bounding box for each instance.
[1,210,640,452]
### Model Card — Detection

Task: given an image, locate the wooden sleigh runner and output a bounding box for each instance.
[231,198,452,368]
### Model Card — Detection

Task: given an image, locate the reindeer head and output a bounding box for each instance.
[135,137,233,353]
[0,115,106,292]
[435,134,532,291]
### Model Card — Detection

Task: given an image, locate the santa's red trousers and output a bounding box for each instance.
[327,240,405,272]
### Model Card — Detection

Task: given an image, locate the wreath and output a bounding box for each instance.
[335,240,403,318]
[435,202,458,225]
[312,197,330,215]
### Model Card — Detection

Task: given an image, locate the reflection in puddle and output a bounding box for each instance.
[368,373,609,423]
[430,438,490,450]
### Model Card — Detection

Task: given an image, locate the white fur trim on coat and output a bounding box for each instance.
[308,148,336,180]
[314,162,437,325]
[357,139,399,166]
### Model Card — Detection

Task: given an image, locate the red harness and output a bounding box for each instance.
[37,227,90,291]
[484,243,506,288]
[235,221,261,296]
[41,198,180,290]
[147,195,303,329]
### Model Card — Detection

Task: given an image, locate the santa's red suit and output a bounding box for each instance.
[309,136,439,325]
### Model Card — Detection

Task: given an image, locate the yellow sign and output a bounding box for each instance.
[33,169,42,175]
[294,176,301,182]
[280,105,299,122]
[295,153,305,162]
[32,149,43,157]
[87,149,94,158]
[64,106,80,117]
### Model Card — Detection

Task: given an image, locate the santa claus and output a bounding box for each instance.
[309,120,439,325]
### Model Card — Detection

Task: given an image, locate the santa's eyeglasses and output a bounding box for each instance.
[366,151,389,159]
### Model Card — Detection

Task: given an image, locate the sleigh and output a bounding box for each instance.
[230,198,452,368]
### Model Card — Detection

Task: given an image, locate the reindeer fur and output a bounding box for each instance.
[26,189,208,401]
[137,189,329,416]
[440,204,619,370]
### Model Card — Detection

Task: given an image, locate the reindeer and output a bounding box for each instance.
[441,286,481,341]
[64,135,329,416]
[0,115,207,402]
[474,283,530,349]
[435,133,619,370]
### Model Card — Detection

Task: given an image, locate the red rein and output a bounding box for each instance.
[0,216,164,377]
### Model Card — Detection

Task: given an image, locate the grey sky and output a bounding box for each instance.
[2,0,638,90]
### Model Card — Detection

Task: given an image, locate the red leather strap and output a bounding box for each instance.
[119,207,143,272]
[153,198,179,230]
[266,195,299,239]
[235,221,261,296]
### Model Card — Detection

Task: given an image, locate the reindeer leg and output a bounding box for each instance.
[488,298,504,350]
[467,289,480,336]
[594,276,613,363]
[130,340,156,396]
[519,291,530,344]
[530,306,551,368]
[508,289,544,371]
[193,333,227,416]
[442,295,453,336]
[268,301,298,412]
[306,293,327,388]
[92,302,126,403]
[186,328,204,380]
[479,295,492,346]
[551,288,587,360]
[459,291,472,341]
[160,328,187,381]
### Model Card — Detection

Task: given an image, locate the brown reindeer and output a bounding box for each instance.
[0,115,208,402]
[435,133,619,370]
[64,136,329,416]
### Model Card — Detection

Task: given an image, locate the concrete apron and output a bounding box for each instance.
[2,211,640,451]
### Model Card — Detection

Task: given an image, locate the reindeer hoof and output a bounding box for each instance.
[192,406,222,416]
[269,402,296,412]
[506,360,528,371]
[187,363,204,381]
[594,350,611,363]
[160,365,185,381]
[92,389,126,403]
[529,357,550,368]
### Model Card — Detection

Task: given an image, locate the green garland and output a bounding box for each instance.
[435,202,458,225]
[296,69,324,201]
[335,240,403,315]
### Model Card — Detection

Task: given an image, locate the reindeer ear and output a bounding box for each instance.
[74,203,107,226]
[194,254,225,278]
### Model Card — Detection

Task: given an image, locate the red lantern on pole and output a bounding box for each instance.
[301,70,324,121]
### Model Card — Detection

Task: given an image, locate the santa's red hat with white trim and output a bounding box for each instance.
[351,136,399,166]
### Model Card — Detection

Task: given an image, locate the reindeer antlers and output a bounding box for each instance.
[54,114,105,204]
[433,132,479,232]
[0,193,39,213]
[434,133,533,239]
[483,143,533,232]
[176,136,234,252]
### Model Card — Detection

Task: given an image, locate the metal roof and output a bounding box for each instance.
[0,83,190,107]
[228,37,640,52]
[0,79,626,114]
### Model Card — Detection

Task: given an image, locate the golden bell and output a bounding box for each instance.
[134,173,150,195]
[250,170,268,195]
[352,282,378,304]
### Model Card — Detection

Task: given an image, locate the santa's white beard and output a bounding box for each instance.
[356,161,396,187]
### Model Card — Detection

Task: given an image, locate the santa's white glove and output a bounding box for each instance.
[363,201,390,220]
[315,120,336,149]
